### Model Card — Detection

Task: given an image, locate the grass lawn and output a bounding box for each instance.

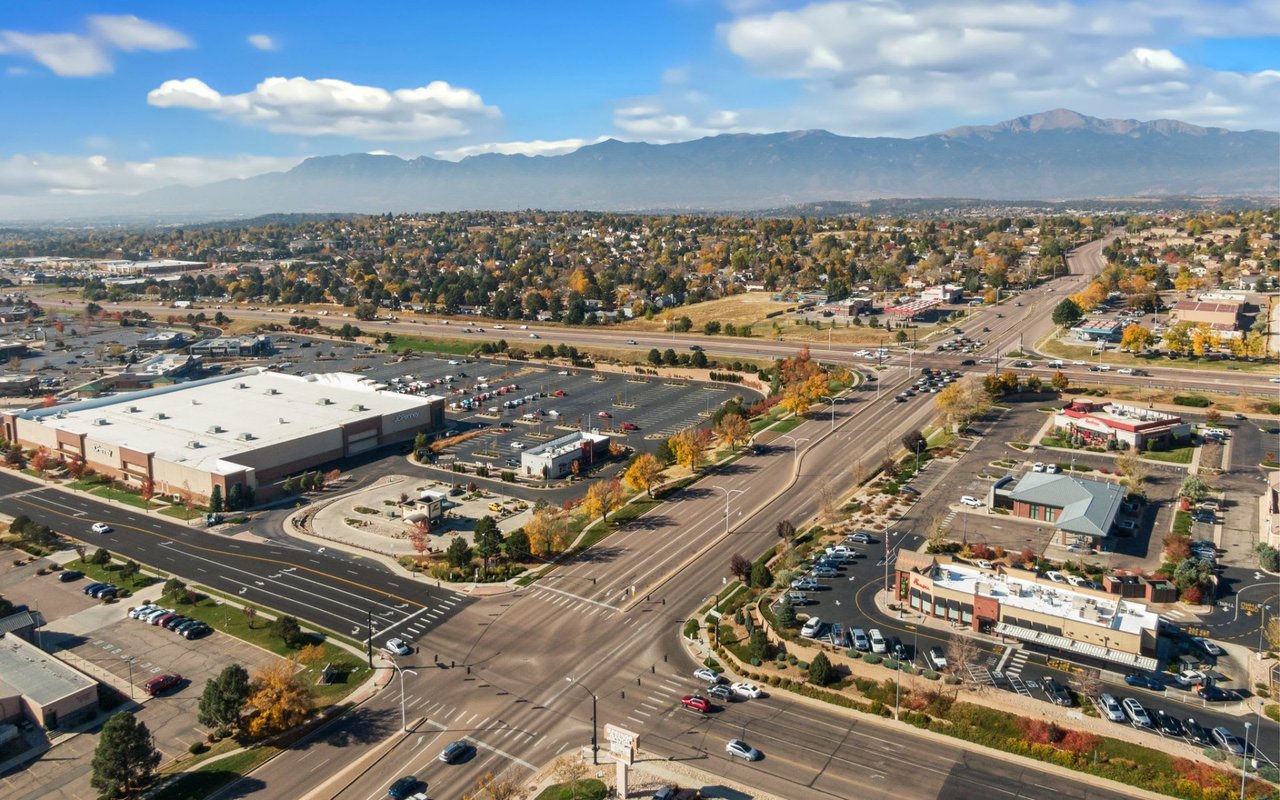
[86,484,152,509]
[159,504,205,521]
[64,557,163,591]
[387,334,481,356]
[1173,510,1192,535]
[151,745,279,800]
[618,294,790,333]
[769,417,803,434]
[1038,333,1277,374]
[534,778,607,800]
[1143,445,1195,464]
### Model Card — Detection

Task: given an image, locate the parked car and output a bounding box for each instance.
[1211,726,1245,754]
[1193,637,1223,656]
[790,577,819,591]
[927,647,947,671]
[868,629,887,654]
[1124,672,1165,691]
[182,623,212,640]
[810,566,838,578]
[1153,709,1185,738]
[851,628,871,651]
[129,604,158,619]
[58,570,83,582]
[959,495,983,507]
[144,673,181,696]
[680,695,711,712]
[693,667,722,685]
[725,739,761,761]
[731,682,763,699]
[848,532,875,544]
[438,740,471,763]
[1183,718,1212,746]
[1198,685,1234,702]
[82,582,107,596]
[1122,697,1153,728]
[1174,669,1206,688]
[1041,677,1072,706]
[800,618,823,638]
[1096,693,1126,722]
[1032,462,1046,472]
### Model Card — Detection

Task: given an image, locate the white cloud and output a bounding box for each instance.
[433,137,609,160]
[0,153,302,197]
[0,14,190,77]
[714,0,1280,133]
[147,76,500,140]
[247,33,277,51]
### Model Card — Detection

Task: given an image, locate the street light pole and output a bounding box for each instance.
[393,664,418,732]
[778,434,810,472]
[710,486,745,536]
[566,677,599,765]
[1241,721,1252,799]
[821,394,836,432]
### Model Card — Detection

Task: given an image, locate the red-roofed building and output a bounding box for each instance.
[1051,399,1191,450]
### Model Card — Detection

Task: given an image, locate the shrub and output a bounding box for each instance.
[864,654,882,665]
[1172,395,1211,408]
[188,741,207,755]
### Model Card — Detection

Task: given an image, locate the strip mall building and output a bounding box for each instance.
[1,369,444,504]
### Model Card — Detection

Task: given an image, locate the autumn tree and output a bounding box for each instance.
[1050,371,1070,392]
[408,520,430,560]
[935,377,991,432]
[715,412,751,450]
[623,452,664,497]
[464,769,527,800]
[668,429,704,472]
[139,479,154,510]
[581,479,625,522]
[1115,450,1148,495]
[1120,323,1154,353]
[944,633,983,694]
[776,518,795,548]
[246,659,314,738]
[525,507,570,557]
[30,446,50,475]
[818,483,840,527]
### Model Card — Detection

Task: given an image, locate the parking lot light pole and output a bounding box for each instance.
[566,676,598,765]
[1241,721,1252,798]
[393,664,418,732]
[710,486,745,536]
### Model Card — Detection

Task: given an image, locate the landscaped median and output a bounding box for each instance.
[695,568,1276,799]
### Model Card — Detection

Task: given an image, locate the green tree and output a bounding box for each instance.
[473,516,502,565]
[662,348,678,366]
[647,348,662,365]
[209,485,223,514]
[118,560,140,583]
[90,712,161,799]
[1180,475,1210,503]
[704,320,721,335]
[808,651,834,686]
[227,483,244,511]
[197,664,250,731]
[900,429,927,456]
[282,476,296,494]
[750,560,773,589]
[503,529,531,562]
[1051,298,1083,327]
[162,576,185,599]
[775,597,797,628]
[269,615,307,649]
[691,349,708,368]
[446,536,473,568]
[90,547,112,566]
[748,629,770,662]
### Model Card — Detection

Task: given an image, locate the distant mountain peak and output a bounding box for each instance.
[939,108,1215,139]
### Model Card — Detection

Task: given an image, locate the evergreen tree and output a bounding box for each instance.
[776,597,797,628]
[445,536,473,568]
[503,530,531,562]
[209,485,223,514]
[90,712,161,799]
[197,664,250,730]
[808,652,834,686]
[227,483,243,511]
[750,560,773,589]
[269,615,307,648]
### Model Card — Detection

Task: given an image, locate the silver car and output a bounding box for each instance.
[725,739,761,761]
[1122,697,1152,728]
[1096,693,1125,723]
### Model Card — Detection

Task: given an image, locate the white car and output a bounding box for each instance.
[511,442,525,449]
[557,370,570,376]
[1193,637,1223,656]
[959,496,983,507]
[731,681,763,699]
[1270,378,1280,384]
[91,522,112,534]
[800,617,823,638]
[1031,462,1045,473]
[1097,693,1126,723]
[1174,669,1206,687]
[1045,464,1060,474]
[129,604,159,619]
[868,629,887,654]
[1072,360,1086,366]
[694,667,722,684]
[1045,570,1067,583]
[383,637,411,656]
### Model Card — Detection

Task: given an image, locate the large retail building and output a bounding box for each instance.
[1,369,444,503]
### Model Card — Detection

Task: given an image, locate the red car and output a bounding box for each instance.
[552,389,566,397]
[144,673,182,696]
[597,411,612,419]
[619,422,639,431]
[681,695,710,713]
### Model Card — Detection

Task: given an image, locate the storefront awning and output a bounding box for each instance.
[995,622,1157,672]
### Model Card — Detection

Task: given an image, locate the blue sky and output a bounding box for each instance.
[1,0,1277,198]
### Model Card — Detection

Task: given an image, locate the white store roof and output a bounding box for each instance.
[21,369,441,476]
[932,563,1158,636]
[0,633,95,707]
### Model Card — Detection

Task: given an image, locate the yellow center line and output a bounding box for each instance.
[14,494,427,608]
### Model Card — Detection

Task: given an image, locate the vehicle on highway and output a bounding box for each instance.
[1211,726,1245,754]
[927,647,947,671]
[1041,677,1072,706]
[1183,718,1212,746]
[387,776,422,799]
[868,629,887,654]
[959,495,982,507]
[1096,693,1125,722]
[144,673,182,696]
[1122,697,1152,728]
[596,411,611,419]
[800,618,823,638]
[1193,637,1223,656]
[693,667,722,685]
[1153,709,1185,738]
[58,570,83,582]
[681,695,711,712]
[1124,672,1165,691]
[527,333,539,339]
[91,522,112,534]
[725,739,761,761]
[439,739,471,763]
[960,359,976,366]
[619,422,639,431]
[383,638,411,656]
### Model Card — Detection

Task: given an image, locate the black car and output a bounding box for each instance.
[960,359,976,366]
[83,582,108,596]
[1153,709,1184,738]
[1041,677,1072,706]
[688,345,703,351]
[182,623,212,640]
[163,615,190,631]
[1183,718,1212,746]
[1198,685,1233,702]
[387,776,420,799]
[1124,672,1165,691]
[438,739,472,763]
[58,570,83,582]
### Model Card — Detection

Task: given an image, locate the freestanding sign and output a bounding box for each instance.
[604,723,638,798]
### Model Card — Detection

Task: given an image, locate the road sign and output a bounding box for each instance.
[604,723,637,765]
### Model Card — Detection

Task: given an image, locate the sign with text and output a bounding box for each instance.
[604,723,637,765]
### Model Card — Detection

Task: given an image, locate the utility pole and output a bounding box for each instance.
[366,609,374,668]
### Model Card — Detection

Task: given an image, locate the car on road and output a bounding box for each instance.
[693,667,722,685]
[1211,726,1245,754]
[1041,677,1072,706]
[681,695,711,712]
[1153,709,1185,738]
[725,739,761,761]
[626,339,637,345]
[1122,697,1152,728]
[960,359,976,366]
[689,345,703,351]
[383,638,411,656]
[707,684,732,702]
[58,570,83,582]
[790,577,819,591]
[596,411,611,419]
[959,495,982,507]
[439,740,471,763]
[91,522,112,534]
[144,673,182,696]
[527,333,539,339]
[387,776,422,799]
[619,422,639,431]
[1096,693,1126,722]
[1183,718,1212,746]
[1192,637,1223,656]
[1124,672,1165,691]
[926,647,947,671]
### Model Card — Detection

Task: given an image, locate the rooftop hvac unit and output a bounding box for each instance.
[94,418,108,426]
[265,388,278,395]
[278,417,287,424]
[208,425,223,434]
[237,432,255,441]
[152,412,167,420]
[235,382,248,389]
[127,405,140,413]
[317,398,332,405]
[351,404,366,412]
[187,440,201,449]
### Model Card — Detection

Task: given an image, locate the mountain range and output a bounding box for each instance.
[11,109,1280,222]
